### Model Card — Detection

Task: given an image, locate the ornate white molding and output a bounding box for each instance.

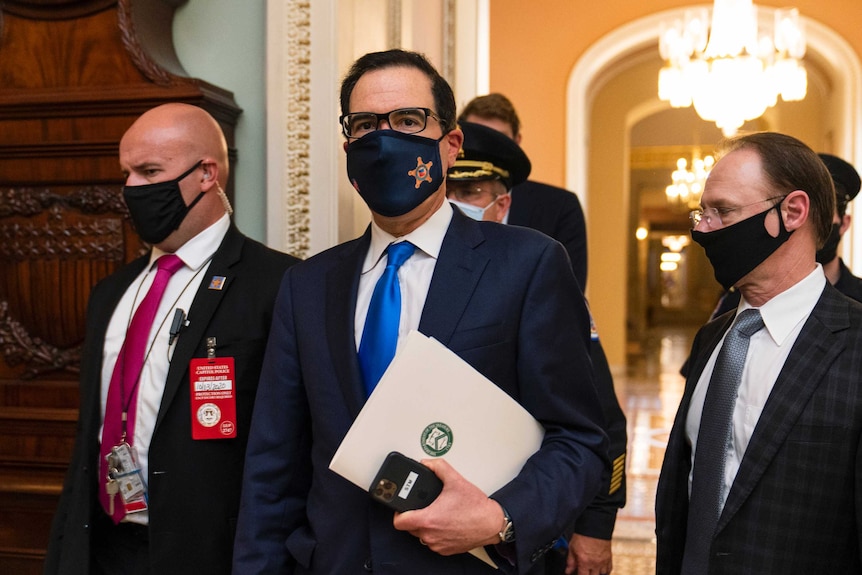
[387,0,402,49]
[442,0,456,82]
[284,0,312,257]
[284,0,311,257]
[268,0,312,258]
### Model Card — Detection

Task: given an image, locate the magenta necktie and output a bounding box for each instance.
[99,254,184,523]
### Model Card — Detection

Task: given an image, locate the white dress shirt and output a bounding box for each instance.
[99,214,230,524]
[685,264,826,510]
[354,202,454,353]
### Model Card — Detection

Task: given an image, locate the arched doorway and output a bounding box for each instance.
[566,6,862,367]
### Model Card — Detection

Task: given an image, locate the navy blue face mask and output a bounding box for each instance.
[123,160,204,245]
[346,130,444,217]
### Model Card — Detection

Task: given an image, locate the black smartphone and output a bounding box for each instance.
[369,451,443,512]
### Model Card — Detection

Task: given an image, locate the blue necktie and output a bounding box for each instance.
[682,308,764,573]
[358,241,416,395]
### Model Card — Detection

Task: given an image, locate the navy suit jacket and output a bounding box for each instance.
[656,284,862,574]
[44,226,299,575]
[835,258,862,303]
[508,180,587,290]
[234,209,608,574]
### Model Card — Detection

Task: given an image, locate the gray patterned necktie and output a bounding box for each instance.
[681,308,764,574]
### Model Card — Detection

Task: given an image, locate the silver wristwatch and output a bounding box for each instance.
[498,507,515,543]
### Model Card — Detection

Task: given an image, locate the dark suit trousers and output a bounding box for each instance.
[90,512,149,575]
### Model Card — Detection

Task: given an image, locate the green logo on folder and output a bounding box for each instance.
[421,422,453,456]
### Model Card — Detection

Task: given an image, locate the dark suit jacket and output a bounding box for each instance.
[233,210,609,574]
[572,336,627,539]
[509,180,587,290]
[835,258,862,303]
[44,225,299,575]
[656,284,862,574]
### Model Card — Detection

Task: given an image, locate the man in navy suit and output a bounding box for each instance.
[656,132,862,574]
[233,50,608,574]
[458,93,588,290]
[44,104,300,575]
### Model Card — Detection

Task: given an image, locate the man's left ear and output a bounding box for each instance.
[782,189,809,231]
[497,192,512,213]
[444,128,464,168]
[492,193,512,224]
[200,161,219,191]
[840,212,853,235]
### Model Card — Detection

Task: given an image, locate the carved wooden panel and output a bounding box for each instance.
[0,185,131,379]
[0,1,242,571]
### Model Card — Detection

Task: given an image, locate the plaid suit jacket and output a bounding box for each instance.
[656,283,862,574]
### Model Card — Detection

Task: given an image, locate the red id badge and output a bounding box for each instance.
[189,357,237,440]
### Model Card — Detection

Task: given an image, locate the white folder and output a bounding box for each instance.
[329,330,545,567]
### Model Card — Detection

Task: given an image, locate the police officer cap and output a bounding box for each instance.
[448,121,531,190]
[819,153,861,205]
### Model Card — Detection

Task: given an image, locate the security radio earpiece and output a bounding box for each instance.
[169,308,187,346]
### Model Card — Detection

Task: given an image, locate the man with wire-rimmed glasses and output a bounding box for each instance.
[700,152,862,320]
[234,49,608,574]
[657,132,862,574]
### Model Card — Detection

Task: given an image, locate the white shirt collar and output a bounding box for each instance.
[363,201,454,274]
[739,264,826,346]
[150,213,231,272]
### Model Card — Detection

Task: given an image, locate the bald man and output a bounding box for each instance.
[44,103,300,575]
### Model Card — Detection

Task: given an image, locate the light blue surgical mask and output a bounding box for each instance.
[448,195,503,221]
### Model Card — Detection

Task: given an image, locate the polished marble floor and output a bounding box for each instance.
[607,326,697,575]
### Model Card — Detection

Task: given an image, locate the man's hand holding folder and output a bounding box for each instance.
[329,331,544,567]
[393,458,507,555]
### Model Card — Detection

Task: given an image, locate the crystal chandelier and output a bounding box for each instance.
[666,152,714,209]
[658,0,807,136]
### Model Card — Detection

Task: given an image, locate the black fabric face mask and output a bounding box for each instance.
[815,222,841,264]
[691,201,793,290]
[123,161,205,245]
[346,130,444,217]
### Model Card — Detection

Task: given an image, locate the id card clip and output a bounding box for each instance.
[105,442,148,514]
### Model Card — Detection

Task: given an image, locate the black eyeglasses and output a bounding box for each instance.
[339,107,443,139]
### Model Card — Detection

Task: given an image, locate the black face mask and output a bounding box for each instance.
[346,130,444,217]
[123,161,205,245]
[691,201,793,290]
[815,223,841,264]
